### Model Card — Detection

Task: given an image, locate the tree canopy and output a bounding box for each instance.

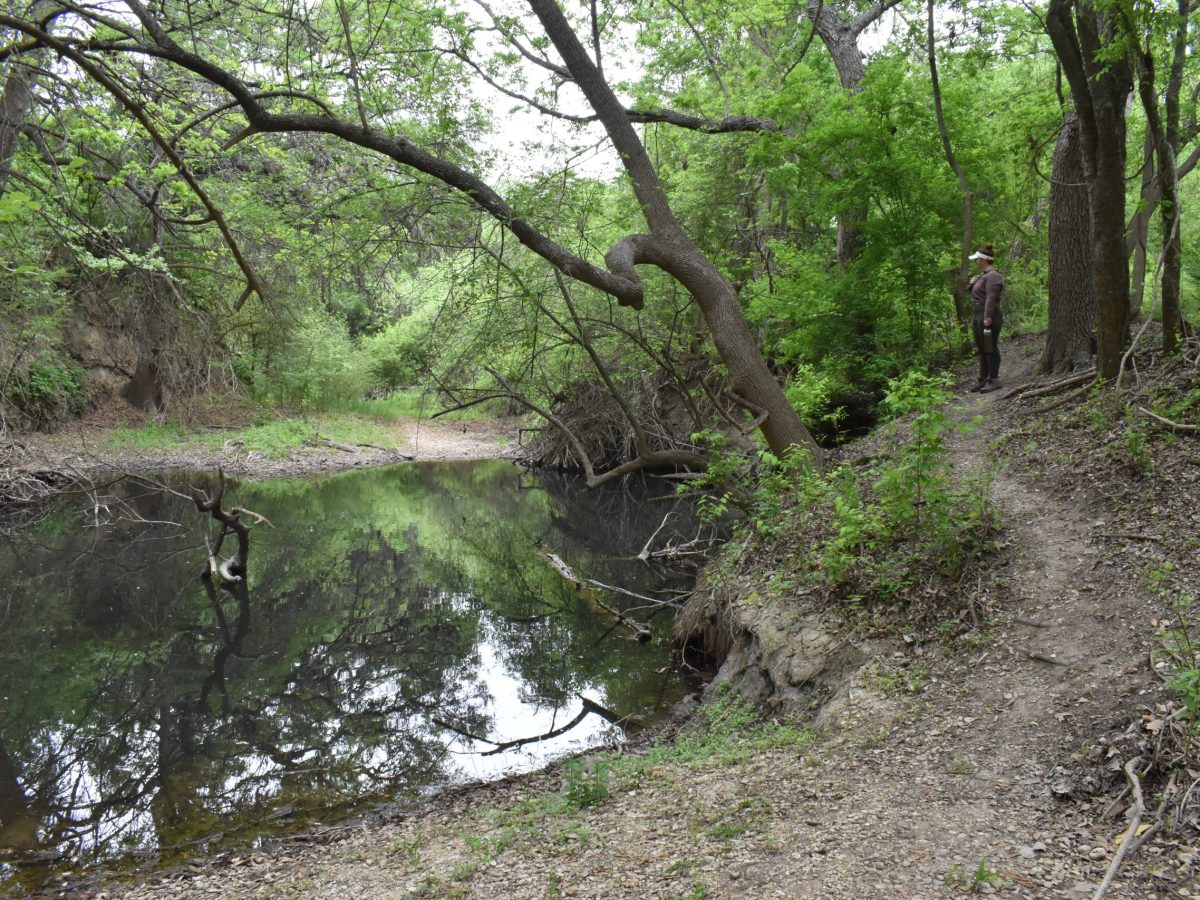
[0,0,1197,470]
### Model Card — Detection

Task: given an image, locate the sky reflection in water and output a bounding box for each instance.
[0,460,694,891]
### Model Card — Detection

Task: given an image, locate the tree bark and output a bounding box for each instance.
[0,1,54,195]
[1045,0,1132,380]
[1041,112,1095,373]
[1158,0,1189,353]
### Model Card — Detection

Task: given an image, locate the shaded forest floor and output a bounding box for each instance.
[72,337,1200,899]
[7,398,515,478]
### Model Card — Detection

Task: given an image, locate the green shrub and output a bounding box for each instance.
[562,758,610,809]
[360,309,437,393]
[266,311,368,411]
[702,371,997,606]
[6,350,90,428]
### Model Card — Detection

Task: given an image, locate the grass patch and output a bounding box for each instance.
[110,421,195,452]
[109,413,411,460]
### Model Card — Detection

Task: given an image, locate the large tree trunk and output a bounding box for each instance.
[0,61,36,195]
[1090,96,1131,378]
[1046,0,1132,381]
[1041,112,1095,373]
[0,2,53,194]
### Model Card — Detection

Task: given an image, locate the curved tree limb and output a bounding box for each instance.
[57,3,649,309]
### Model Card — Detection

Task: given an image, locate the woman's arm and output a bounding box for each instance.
[984,272,1002,324]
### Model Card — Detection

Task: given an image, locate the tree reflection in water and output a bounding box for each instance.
[0,461,697,891]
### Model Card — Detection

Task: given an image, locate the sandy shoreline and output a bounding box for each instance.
[6,414,517,481]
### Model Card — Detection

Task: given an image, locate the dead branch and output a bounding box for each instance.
[638,510,675,562]
[189,468,271,582]
[1099,531,1163,542]
[538,547,653,642]
[1008,368,1096,402]
[1094,756,1146,900]
[1013,645,1071,666]
[1136,406,1198,432]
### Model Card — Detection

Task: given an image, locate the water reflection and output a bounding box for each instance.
[0,461,694,892]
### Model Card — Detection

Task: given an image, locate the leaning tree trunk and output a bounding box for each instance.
[1041,112,1095,373]
[530,0,820,459]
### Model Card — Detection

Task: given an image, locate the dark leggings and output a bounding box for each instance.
[972,317,1002,381]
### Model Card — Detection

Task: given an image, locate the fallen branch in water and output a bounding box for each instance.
[638,510,675,562]
[538,547,653,642]
[190,469,272,583]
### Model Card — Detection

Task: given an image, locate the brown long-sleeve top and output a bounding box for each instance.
[970,269,1003,321]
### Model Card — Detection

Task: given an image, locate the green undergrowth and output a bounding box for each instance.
[340,389,497,423]
[109,413,410,459]
[696,371,1000,620]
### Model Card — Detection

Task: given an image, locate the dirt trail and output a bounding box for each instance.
[103,344,1187,899]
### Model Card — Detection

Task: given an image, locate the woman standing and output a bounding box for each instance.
[968,243,1004,393]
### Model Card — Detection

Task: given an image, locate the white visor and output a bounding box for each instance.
[968,251,994,261]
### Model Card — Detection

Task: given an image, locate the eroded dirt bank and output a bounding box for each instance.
[42,340,1200,898]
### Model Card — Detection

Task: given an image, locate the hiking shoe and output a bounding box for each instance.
[979,379,1000,393]
[968,380,986,393]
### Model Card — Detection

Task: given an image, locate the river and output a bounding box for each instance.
[0,460,698,894]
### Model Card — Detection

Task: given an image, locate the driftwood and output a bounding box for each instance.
[1006,368,1096,402]
[189,468,272,583]
[538,547,653,643]
[314,436,415,459]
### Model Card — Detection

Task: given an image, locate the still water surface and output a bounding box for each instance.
[0,461,692,891]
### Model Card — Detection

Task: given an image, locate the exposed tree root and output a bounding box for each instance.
[1006,368,1096,402]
